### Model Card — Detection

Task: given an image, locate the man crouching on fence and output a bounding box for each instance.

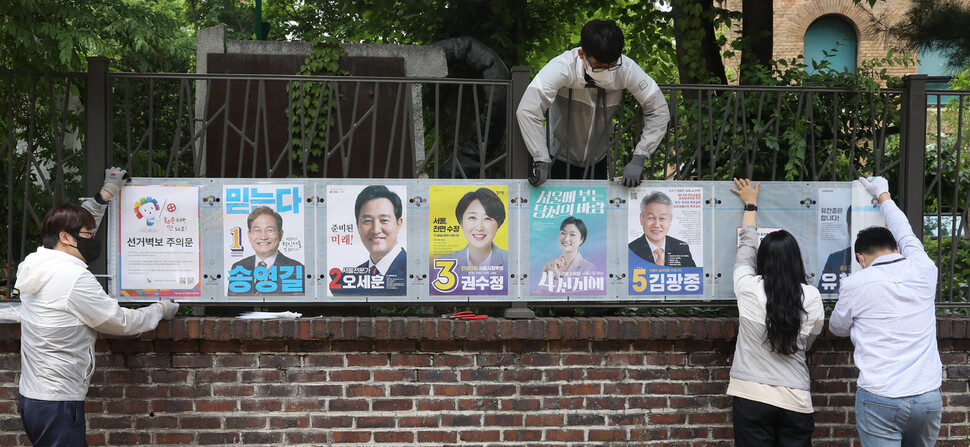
[829,176,942,447]
[15,167,179,446]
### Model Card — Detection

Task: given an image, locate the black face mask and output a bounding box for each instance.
[71,232,102,264]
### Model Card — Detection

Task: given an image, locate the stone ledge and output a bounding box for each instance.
[0,316,967,342]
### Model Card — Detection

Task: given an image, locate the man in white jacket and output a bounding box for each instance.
[15,167,179,446]
[516,19,670,187]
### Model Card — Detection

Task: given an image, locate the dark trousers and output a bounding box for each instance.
[550,157,609,180]
[733,396,814,447]
[18,394,88,447]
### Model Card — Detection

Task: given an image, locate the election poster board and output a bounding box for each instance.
[223,185,307,296]
[326,185,408,297]
[429,185,510,296]
[530,186,607,296]
[816,187,853,295]
[627,186,704,296]
[118,185,201,296]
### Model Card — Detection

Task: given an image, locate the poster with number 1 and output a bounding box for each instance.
[223,185,306,296]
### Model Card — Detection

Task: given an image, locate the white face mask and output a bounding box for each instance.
[585,67,615,84]
[583,56,617,84]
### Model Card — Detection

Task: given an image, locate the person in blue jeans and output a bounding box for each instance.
[829,176,943,446]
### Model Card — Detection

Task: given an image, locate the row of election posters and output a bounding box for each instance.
[112,181,872,300]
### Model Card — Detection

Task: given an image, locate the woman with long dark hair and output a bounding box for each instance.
[728,178,825,446]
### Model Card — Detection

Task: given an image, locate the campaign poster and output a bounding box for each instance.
[530,186,607,296]
[326,185,408,296]
[429,185,509,295]
[223,185,306,296]
[627,186,704,295]
[817,188,852,294]
[119,185,201,296]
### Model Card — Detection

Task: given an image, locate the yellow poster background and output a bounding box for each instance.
[429,185,509,258]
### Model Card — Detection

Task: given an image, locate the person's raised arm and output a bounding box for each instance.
[858,176,932,266]
[80,167,129,231]
[730,178,761,270]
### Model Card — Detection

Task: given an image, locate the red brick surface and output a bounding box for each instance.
[0,316,967,446]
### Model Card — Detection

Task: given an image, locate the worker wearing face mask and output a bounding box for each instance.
[516,19,670,187]
[15,167,179,446]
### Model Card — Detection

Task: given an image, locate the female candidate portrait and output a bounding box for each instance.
[444,187,507,268]
[728,178,824,447]
[543,216,596,276]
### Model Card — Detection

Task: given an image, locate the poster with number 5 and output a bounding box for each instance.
[627,186,704,296]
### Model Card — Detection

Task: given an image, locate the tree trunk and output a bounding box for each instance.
[671,0,727,85]
[740,0,773,84]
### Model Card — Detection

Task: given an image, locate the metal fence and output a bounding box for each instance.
[2,57,968,305]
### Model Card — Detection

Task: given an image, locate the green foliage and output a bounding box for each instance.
[185,0,258,41]
[887,0,970,70]
[0,0,194,73]
[288,37,347,175]
[268,0,677,82]
[924,237,970,309]
[654,48,912,181]
[671,0,737,84]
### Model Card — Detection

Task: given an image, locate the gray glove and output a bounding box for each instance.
[159,300,180,320]
[621,154,647,187]
[102,167,129,197]
[859,176,889,198]
[529,161,550,187]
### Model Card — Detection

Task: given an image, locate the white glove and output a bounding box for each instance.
[102,167,129,197]
[159,300,180,320]
[858,176,889,198]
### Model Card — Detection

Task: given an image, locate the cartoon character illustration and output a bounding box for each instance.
[134,197,161,226]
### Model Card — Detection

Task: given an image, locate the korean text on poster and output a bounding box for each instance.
[119,185,202,296]
[327,185,408,297]
[429,185,509,296]
[223,185,306,296]
[530,187,606,295]
[817,188,852,294]
[627,186,704,295]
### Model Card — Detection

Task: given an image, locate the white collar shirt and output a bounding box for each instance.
[368,244,403,275]
[829,200,941,397]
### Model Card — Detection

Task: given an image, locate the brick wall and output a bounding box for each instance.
[0,317,968,446]
[719,0,920,82]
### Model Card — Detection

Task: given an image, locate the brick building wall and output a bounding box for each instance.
[719,0,918,82]
[0,316,968,446]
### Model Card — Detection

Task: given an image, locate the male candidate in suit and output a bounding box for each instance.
[332,185,407,295]
[228,206,305,295]
[629,191,696,267]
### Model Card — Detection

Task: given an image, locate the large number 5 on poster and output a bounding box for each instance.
[631,268,648,293]
[432,259,458,293]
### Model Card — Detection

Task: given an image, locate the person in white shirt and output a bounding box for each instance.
[728,178,825,446]
[16,168,179,446]
[516,19,669,187]
[829,176,942,447]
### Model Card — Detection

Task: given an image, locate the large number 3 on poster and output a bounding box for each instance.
[229,226,244,252]
[432,259,458,293]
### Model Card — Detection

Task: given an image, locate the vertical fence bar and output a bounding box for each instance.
[900,75,928,238]
[84,57,110,282]
[509,67,531,180]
